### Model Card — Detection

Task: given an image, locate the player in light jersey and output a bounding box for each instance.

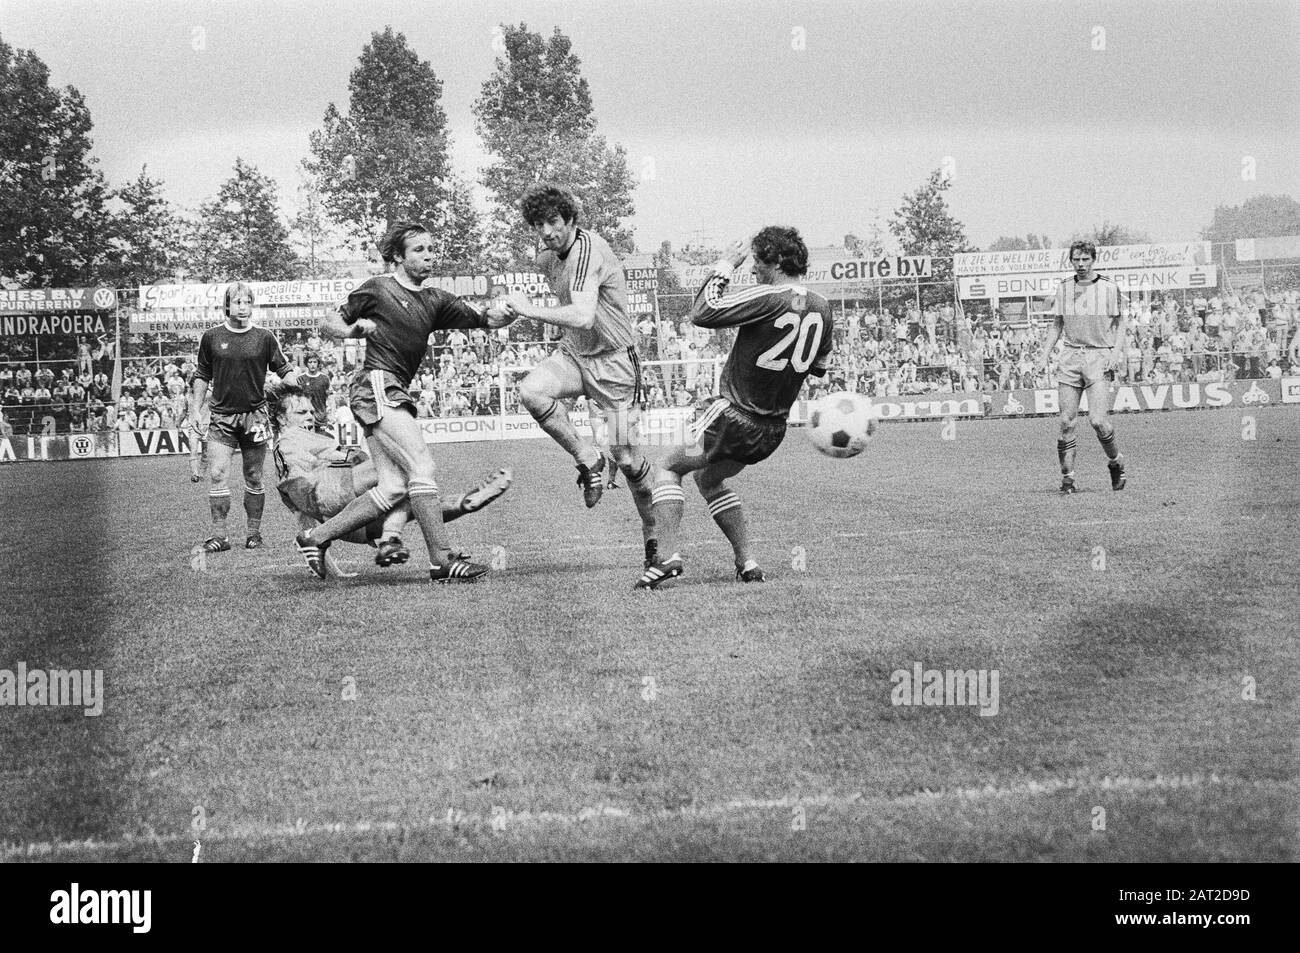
[269,385,511,572]
[191,283,299,552]
[1039,240,1129,493]
[635,226,833,590]
[500,184,657,567]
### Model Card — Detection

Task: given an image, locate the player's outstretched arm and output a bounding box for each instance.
[507,289,597,330]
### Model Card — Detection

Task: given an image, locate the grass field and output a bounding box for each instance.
[2,406,1297,862]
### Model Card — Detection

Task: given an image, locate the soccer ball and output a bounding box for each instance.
[807,392,877,458]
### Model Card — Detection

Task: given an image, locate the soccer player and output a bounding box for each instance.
[293,221,512,583]
[297,352,333,433]
[501,184,656,565]
[191,283,299,551]
[1039,240,1128,494]
[635,226,833,590]
[269,385,510,572]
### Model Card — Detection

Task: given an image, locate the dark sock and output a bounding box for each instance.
[1057,438,1077,476]
[209,489,231,537]
[1096,424,1121,462]
[703,488,751,568]
[244,487,265,535]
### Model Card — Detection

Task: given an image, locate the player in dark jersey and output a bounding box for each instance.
[190,282,299,552]
[636,226,833,590]
[297,352,333,433]
[293,221,513,583]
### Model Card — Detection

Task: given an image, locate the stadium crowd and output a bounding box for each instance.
[2,285,1298,438]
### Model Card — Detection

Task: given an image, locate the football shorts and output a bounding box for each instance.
[690,397,786,466]
[1057,346,1115,389]
[349,369,416,426]
[208,406,272,450]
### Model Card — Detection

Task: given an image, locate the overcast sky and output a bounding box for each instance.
[3,0,1297,252]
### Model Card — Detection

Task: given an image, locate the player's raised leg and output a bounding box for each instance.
[518,352,604,507]
[694,459,761,581]
[203,439,235,551]
[1085,377,1126,489]
[1056,384,1081,494]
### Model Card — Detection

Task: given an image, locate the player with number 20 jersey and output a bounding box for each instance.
[635,225,833,591]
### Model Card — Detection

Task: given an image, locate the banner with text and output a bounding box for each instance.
[127,306,337,333]
[681,256,933,295]
[0,287,118,315]
[0,432,119,462]
[789,379,1284,425]
[954,242,1213,277]
[958,266,1218,300]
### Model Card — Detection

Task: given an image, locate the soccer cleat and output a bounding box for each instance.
[201,536,231,553]
[1109,460,1127,491]
[374,537,410,567]
[295,531,330,580]
[644,538,659,570]
[245,533,264,550]
[460,467,513,514]
[736,566,766,583]
[1059,475,1078,495]
[429,558,490,583]
[575,456,605,508]
[634,555,684,590]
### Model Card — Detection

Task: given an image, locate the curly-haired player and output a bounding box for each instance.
[497,184,657,567]
[636,226,834,590]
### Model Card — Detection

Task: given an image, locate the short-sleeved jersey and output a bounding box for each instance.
[536,228,636,358]
[195,323,290,415]
[338,275,486,388]
[690,276,834,422]
[298,369,332,419]
[1049,274,1123,348]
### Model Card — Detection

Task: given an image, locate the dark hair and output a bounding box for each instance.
[223,282,254,317]
[520,184,580,227]
[266,382,306,436]
[1069,240,1098,262]
[379,221,431,264]
[751,226,809,277]
[267,382,308,480]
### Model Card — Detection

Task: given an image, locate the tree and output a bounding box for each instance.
[99,167,184,287]
[428,176,487,275]
[986,233,1052,252]
[1202,195,1300,263]
[305,26,453,249]
[0,35,109,286]
[181,158,299,282]
[1071,221,1151,247]
[889,168,974,305]
[473,24,636,263]
[288,165,357,279]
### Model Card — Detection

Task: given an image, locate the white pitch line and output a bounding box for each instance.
[3,772,1292,859]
